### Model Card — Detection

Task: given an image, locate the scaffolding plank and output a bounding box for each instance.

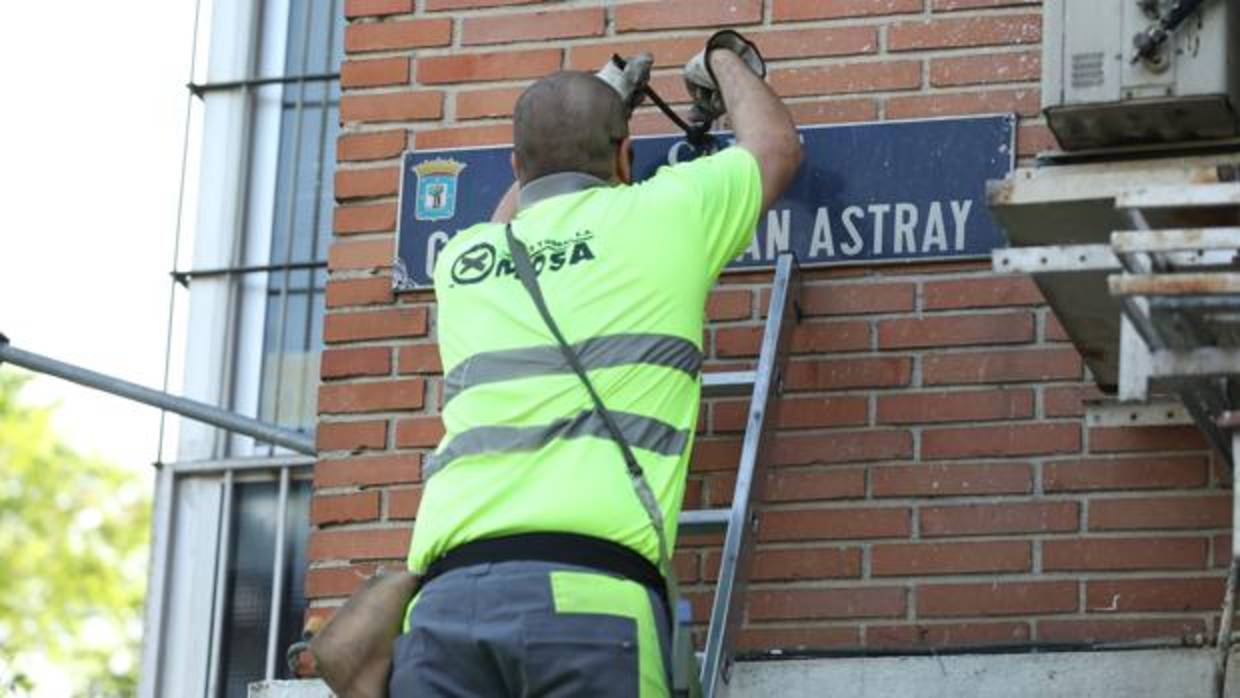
[1149,348,1240,378]
[993,245,1225,275]
[1112,227,1240,253]
[1086,400,1192,427]
[1117,183,1240,209]
[1109,273,1240,296]
[992,245,1119,273]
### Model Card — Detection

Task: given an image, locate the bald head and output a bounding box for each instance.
[513,71,629,184]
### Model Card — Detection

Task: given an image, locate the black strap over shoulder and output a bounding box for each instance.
[502,223,698,697]
[503,224,648,481]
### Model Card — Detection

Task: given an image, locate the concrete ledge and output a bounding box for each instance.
[248,680,332,698]
[251,648,1227,697]
[731,649,1217,697]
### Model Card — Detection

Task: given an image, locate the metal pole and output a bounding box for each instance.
[171,259,327,286]
[299,0,341,438]
[187,71,339,97]
[138,463,178,698]
[263,466,291,679]
[266,0,317,453]
[215,0,267,458]
[0,336,315,455]
[1215,428,1240,697]
[142,0,206,692]
[205,470,235,698]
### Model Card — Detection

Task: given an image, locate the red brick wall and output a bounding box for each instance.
[312,0,1227,653]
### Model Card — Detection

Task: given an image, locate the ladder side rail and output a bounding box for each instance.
[699,254,800,698]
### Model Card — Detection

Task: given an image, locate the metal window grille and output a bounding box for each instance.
[164,0,341,449]
[144,1,343,696]
[255,0,341,438]
[145,456,315,697]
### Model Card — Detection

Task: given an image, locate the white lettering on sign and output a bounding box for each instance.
[809,207,834,256]
[767,209,790,259]
[733,198,979,264]
[742,227,761,261]
[868,203,890,255]
[667,141,695,166]
[893,202,918,254]
[951,199,973,251]
[426,230,450,278]
[840,206,865,256]
[924,202,947,253]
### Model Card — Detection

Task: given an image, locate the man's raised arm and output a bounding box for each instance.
[684,32,802,211]
[710,49,802,210]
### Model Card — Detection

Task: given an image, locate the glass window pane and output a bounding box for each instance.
[217,480,276,698]
[215,474,312,697]
[255,0,342,433]
[275,478,312,675]
[259,286,319,430]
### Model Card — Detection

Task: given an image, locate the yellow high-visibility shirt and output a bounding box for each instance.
[407,146,763,577]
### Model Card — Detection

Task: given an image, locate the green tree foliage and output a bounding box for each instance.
[0,371,150,696]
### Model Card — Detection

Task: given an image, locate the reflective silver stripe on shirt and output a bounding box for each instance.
[443,333,702,405]
[424,409,690,478]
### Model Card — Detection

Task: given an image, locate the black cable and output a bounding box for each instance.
[609,54,717,151]
[640,85,715,150]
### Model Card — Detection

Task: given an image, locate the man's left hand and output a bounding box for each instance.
[310,567,419,698]
[595,52,653,116]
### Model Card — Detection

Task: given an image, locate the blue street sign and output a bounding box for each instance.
[394,114,1015,290]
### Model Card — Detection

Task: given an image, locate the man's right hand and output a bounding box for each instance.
[683,30,766,124]
[595,52,653,116]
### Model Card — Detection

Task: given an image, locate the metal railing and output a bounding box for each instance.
[0,335,315,455]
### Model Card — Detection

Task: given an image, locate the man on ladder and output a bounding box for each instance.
[313,30,801,698]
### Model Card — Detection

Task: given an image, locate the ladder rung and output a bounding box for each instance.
[1116,183,1240,209]
[678,508,730,536]
[1111,227,1240,254]
[701,371,755,398]
[1150,348,1240,379]
[1109,272,1240,296]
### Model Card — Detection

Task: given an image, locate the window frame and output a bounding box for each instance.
[140,456,315,698]
[140,0,342,695]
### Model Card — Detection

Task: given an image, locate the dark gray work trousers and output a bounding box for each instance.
[389,560,672,697]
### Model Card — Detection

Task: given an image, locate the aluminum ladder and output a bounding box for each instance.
[676,253,800,698]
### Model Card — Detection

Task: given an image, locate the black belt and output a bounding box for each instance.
[421,532,669,616]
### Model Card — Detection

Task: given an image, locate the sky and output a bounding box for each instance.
[1,3,339,689]
[0,1,200,476]
[0,5,200,690]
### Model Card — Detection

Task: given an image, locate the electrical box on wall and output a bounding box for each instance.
[1042,0,1240,151]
